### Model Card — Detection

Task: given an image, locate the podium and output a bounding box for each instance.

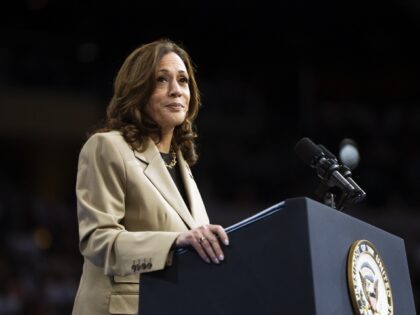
[139,197,416,314]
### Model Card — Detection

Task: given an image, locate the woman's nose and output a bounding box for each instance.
[168,80,182,97]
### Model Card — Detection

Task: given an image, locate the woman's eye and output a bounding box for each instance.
[157,76,167,83]
[179,77,189,84]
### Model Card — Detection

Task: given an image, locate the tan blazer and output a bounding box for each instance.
[72,131,209,315]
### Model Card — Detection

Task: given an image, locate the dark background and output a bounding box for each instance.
[0,0,419,313]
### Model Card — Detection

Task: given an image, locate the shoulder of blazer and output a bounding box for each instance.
[83,131,138,158]
[86,130,125,145]
[82,131,123,149]
[84,132,161,171]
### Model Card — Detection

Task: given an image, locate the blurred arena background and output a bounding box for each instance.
[0,0,419,313]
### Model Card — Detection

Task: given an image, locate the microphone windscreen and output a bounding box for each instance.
[294,137,324,166]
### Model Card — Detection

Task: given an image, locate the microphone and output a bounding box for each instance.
[318,142,366,204]
[294,137,366,208]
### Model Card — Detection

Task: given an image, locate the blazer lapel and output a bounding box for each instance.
[177,152,209,226]
[133,139,195,229]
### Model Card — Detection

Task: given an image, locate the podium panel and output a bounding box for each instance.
[140,198,416,315]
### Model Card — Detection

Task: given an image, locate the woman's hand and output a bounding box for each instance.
[175,224,229,264]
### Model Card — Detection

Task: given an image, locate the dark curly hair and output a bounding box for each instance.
[92,39,201,166]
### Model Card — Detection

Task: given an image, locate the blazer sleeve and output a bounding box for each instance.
[76,133,181,276]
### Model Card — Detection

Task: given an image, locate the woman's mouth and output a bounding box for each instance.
[165,102,184,111]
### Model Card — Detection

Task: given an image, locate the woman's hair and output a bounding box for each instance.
[92,38,201,166]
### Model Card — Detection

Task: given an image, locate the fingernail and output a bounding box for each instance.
[206,258,211,263]
[224,239,229,246]
[219,255,224,261]
[214,258,219,264]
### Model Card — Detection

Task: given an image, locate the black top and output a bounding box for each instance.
[160,152,190,212]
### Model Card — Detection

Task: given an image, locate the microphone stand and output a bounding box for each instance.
[315,145,366,211]
[315,182,348,211]
[314,166,366,211]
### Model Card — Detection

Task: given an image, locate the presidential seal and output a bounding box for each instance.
[347,240,393,315]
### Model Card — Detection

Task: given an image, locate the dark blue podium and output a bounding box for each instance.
[139,197,416,314]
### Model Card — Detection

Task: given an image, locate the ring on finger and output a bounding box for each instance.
[198,236,206,244]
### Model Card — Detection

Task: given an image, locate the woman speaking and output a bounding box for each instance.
[72,39,229,315]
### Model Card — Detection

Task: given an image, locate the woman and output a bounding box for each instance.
[72,39,229,315]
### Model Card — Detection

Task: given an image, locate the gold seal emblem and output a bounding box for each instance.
[347,240,393,315]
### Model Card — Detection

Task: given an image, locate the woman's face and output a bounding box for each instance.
[146,52,190,133]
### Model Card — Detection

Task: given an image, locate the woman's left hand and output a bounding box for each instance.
[174,224,229,264]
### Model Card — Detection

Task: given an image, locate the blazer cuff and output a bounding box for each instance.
[111,231,181,275]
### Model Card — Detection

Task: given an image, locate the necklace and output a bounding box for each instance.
[164,149,177,169]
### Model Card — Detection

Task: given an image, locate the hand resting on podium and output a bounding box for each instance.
[175,224,229,264]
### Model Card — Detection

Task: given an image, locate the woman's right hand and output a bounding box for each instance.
[174,224,229,264]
